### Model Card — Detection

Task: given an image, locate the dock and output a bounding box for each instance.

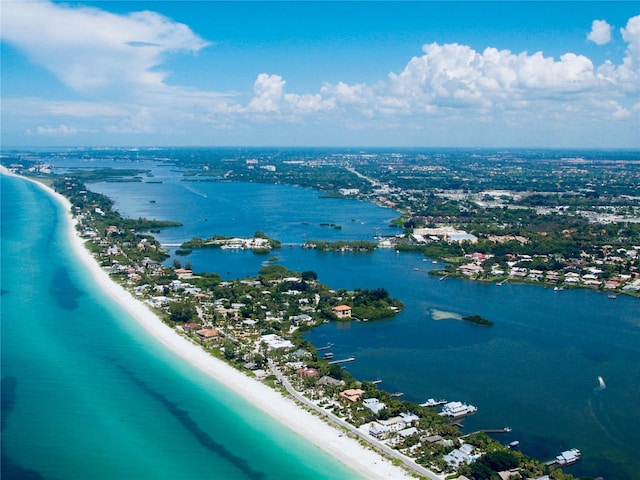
[460,427,512,438]
[327,357,355,365]
[316,343,333,351]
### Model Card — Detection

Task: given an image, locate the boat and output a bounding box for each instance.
[439,401,478,418]
[508,440,520,449]
[323,352,334,360]
[556,448,581,465]
[420,398,447,407]
[608,293,618,299]
[596,375,606,390]
[554,286,564,291]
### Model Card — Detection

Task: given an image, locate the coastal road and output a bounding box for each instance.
[268,361,443,480]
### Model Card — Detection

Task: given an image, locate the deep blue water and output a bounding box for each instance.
[84,166,640,480]
[0,174,362,480]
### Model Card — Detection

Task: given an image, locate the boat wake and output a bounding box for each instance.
[181,183,208,198]
[586,396,627,448]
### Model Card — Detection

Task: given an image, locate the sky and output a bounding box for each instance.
[1,1,639,148]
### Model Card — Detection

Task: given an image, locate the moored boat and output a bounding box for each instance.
[420,398,447,407]
[556,448,581,465]
[439,401,478,418]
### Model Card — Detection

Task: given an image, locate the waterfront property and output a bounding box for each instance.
[332,304,352,318]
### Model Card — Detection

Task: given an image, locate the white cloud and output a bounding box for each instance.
[588,20,612,45]
[2,2,638,147]
[247,74,286,113]
[34,124,78,135]
[1,0,209,94]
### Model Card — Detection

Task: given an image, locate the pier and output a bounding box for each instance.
[327,357,355,365]
[315,343,333,351]
[461,427,512,438]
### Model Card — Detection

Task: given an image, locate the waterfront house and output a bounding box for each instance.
[295,366,318,377]
[182,323,202,331]
[261,334,294,350]
[363,398,386,414]
[317,376,345,387]
[497,469,521,480]
[332,305,352,319]
[368,422,389,439]
[289,314,313,325]
[398,426,418,439]
[196,328,220,341]
[175,268,193,278]
[378,416,406,432]
[458,263,484,276]
[443,443,478,468]
[339,388,365,402]
[400,412,420,424]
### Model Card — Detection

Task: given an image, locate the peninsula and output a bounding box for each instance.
[1,161,587,480]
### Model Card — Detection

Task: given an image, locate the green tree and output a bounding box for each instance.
[168,300,196,323]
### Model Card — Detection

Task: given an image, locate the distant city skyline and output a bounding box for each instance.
[1,1,639,148]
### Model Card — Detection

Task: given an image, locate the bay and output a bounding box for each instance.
[0,174,362,480]
[85,164,640,480]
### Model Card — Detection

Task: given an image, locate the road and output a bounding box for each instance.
[268,361,443,480]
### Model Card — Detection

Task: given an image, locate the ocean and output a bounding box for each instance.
[3,152,640,479]
[0,174,363,480]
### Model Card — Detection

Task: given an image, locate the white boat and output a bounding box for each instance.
[439,401,478,418]
[221,244,244,250]
[420,398,447,407]
[556,448,581,465]
[596,376,606,390]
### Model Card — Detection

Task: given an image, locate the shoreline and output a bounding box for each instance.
[1,168,416,480]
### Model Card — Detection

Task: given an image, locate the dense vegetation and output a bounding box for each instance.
[462,315,494,326]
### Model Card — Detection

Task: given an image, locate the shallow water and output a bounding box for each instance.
[1,174,363,480]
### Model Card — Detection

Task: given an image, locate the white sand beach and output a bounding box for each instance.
[4,168,416,480]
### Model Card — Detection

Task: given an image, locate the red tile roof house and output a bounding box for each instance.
[196,328,220,341]
[295,367,319,377]
[332,304,352,319]
[339,388,365,402]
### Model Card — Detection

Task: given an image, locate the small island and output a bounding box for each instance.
[181,232,282,253]
[302,240,377,252]
[462,314,494,326]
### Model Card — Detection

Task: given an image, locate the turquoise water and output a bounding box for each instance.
[0,175,363,480]
[84,169,640,480]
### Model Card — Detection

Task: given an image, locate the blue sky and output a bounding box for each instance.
[1,1,639,148]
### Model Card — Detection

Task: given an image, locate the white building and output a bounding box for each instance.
[260,334,294,350]
[363,398,386,414]
[443,443,479,468]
